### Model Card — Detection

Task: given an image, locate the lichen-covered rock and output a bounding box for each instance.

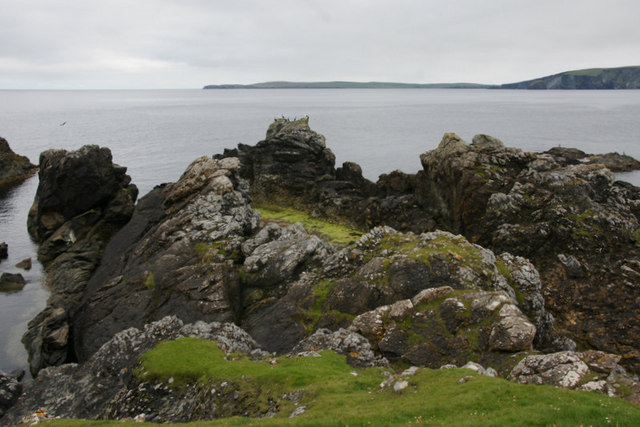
[3,316,271,425]
[350,287,536,371]
[508,350,640,403]
[72,156,260,362]
[0,136,36,187]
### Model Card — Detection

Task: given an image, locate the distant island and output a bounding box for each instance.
[499,65,640,90]
[204,66,640,90]
[203,81,493,89]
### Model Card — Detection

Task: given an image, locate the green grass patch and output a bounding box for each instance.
[567,68,604,77]
[143,272,156,291]
[255,204,363,246]
[44,338,640,426]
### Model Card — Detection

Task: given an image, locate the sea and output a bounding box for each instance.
[1,88,640,376]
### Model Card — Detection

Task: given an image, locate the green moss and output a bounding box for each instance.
[144,272,156,290]
[255,204,363,247]
[194,240,242,263]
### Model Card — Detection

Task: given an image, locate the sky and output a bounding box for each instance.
[1,0,639,89]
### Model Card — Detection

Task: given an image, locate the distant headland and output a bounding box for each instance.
[204,66,640,90]
[203,81,493,89]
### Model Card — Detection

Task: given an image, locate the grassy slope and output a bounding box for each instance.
[44,337,640,426]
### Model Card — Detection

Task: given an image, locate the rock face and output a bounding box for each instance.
[499,66,640,90]
[23,145,138,376]
[0,137,36,187]
[419,133,640,372]
[72,156,261,361]
[0,370,22,419]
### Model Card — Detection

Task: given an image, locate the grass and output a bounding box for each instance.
[255,204,363,246]
[42,337,640,426]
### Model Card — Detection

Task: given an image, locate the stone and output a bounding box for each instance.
[0,370,22,419]
[15,258,32,270]
[507,352,590,389]
[411,286,454,306]
[0,272,26,292]
[393,380,409,392]
[0,242,7,260]
[488,304,537,352]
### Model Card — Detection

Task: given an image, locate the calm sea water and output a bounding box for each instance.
[1,88,640,375]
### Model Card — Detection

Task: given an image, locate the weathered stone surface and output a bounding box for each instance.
[508,350,640,403]
[0,370,22,419]
[350,287,537,371]
[0,136,36,187]
[508,351,589,389]
[72,156,260,362]
[488,304,536,352]
[22,145,138,376]
[3,316,274,425]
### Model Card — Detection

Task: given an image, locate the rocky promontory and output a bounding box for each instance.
[3,118,640,423]
[0,137,36,187]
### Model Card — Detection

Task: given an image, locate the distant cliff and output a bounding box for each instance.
[499,66,640,89]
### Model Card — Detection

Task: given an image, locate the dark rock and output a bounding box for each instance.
[0,242,7,260]
[22,145,137,376]
[0,370,22,420]
[586,152,640,172]
[0,272,26,292]
[15,258,31,270]
[0,136,36,187]
[71,156,260,362]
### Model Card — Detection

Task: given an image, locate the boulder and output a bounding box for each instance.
[0,242,7,260]
[0,136,36,187]
[508,350,640,403]
[15,258,31,270]
[0,272,26,292]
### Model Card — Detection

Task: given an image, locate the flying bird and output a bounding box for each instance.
[59,121,66,126]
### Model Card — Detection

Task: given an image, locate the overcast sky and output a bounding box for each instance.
[1,0,639,89]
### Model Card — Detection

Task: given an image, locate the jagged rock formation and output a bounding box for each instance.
[220,122,640,373]
[0,137,36,187]
[71,156,260,361]
[22,145,138,376]
[7,119,640,423]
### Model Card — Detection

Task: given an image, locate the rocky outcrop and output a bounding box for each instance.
[508,350,640,405]
[419,133,640,372]
[349,286,537,372]
[0,137,36,187]
[70,156,260,361]
[23,145,138,376]
[2,316,276,425]
[545,146,640,172]
[0,242,7,261]
[217,117,434,232]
